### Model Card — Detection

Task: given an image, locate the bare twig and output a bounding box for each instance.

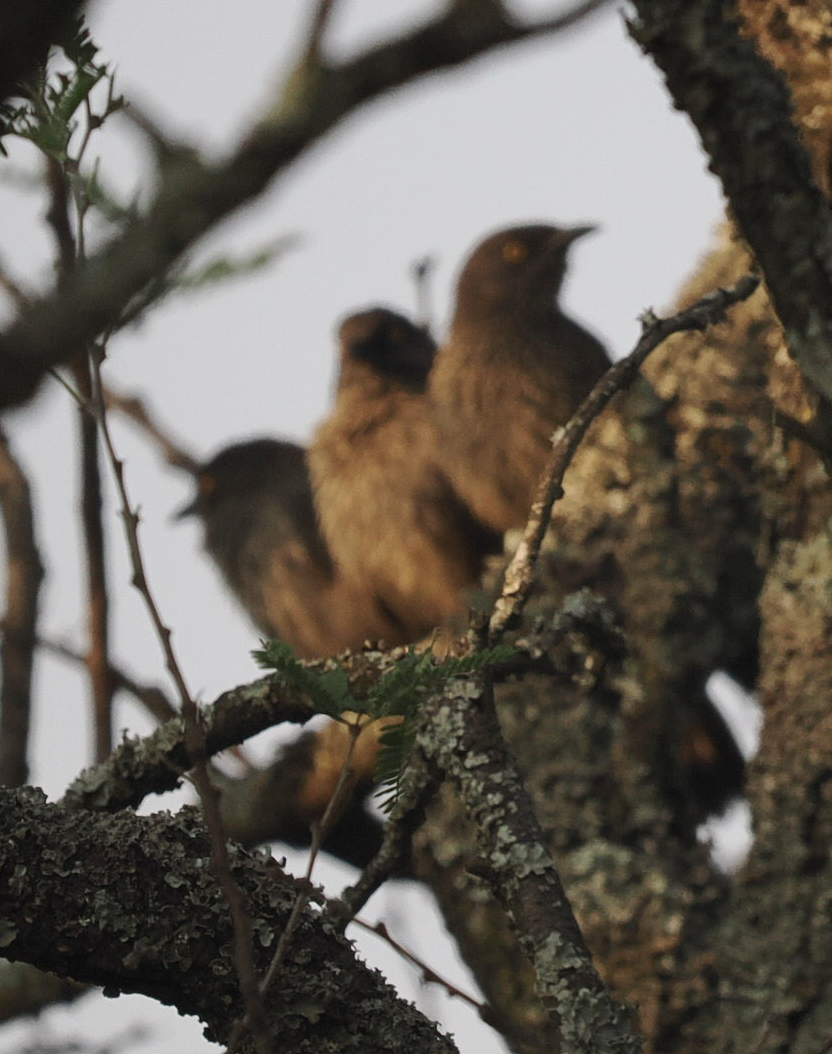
[83,353,271,1054]
[261,721,360,978]
[353,917,484,1013]
[45,152,116,762]
[103,384,201,474]
[411,255,435,333]
[305,0,339,61]
[331,758,437,924]
[72,357,115,762]
[0,432,43,787]
[488,273,761,643]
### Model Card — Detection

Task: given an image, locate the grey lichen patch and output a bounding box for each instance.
[491,839,553,880]
[535,931,588,976]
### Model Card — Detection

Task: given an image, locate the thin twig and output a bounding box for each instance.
[305,0,339,61]
[83,354,272,1054]
[331,759,436,925]
[353,917,484,1012]
[411,255,435,334]
[488,273,761,644]
[0,432,43,787]
[72,356,115,762]
[103,385,201,475]
[45,151,116,763]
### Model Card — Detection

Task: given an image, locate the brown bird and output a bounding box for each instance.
[176,438,403,657]
[430,223,611,532]
[308,307,500,639]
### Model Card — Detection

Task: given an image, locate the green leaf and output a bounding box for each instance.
[375,718,418,814]
[254,638,516,803]
[252,639,357,718]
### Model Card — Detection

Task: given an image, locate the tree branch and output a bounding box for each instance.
[61,673,315,812]
[628,0,832,407]
[0,789,458,1054]
[417,673,642,1054]
[103,385,200,475]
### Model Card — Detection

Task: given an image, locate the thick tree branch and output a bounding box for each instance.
[0,789,457,1054]
[629,0,832,408]
[417,673,642,1054]
[0,0,611,411]
[62,673,315,811]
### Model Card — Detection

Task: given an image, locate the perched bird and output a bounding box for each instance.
[430,223,612,532]
[176,438,403,657]
[308,307,500,639]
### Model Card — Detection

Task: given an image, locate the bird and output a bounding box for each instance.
[308,306,501,640]
[429,223,612,533]
[175,437,404,658]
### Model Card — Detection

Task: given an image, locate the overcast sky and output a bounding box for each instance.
[0,2,731,1052]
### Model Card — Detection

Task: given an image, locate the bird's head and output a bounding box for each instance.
[174,439,307,521]
[452,223,597,322]
[338,307,436,391]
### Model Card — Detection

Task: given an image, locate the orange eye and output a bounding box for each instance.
[501,240,528,264]
[199,472,217,499]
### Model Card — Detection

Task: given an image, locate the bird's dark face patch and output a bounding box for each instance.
[338,307,436,390]
[175,440,308,519]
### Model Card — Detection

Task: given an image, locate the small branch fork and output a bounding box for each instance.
[488,273,761,643]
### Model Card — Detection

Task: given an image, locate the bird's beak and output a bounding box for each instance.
[172,490,202,522]
[172,469,214,521]
[564,224,598,244]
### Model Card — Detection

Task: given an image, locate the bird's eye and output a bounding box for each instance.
[199,472,217,499]
[501,240,528,264]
